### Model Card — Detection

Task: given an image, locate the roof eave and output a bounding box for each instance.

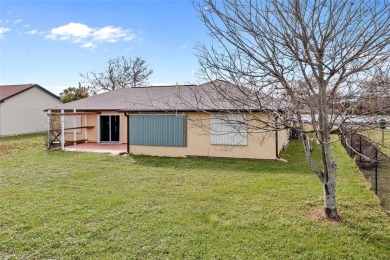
[45,108,120,112]
[0,85,34,102]
[119,108,269,113]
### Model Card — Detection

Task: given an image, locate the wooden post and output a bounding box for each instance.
[379,119,386,145]
[61,109,65,151]
[350,134,353,157]
[84,114,88,143]
[359,135,362,168]
[375,147,378,194]
[73,109,77,145]
[47,110,51,149]
[382,128,385,146]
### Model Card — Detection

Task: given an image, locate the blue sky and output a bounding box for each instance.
[0,0,208,95]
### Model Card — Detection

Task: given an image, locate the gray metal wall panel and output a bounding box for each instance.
[129,114,186,147]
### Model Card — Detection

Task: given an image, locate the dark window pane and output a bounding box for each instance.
[100,116,110,142]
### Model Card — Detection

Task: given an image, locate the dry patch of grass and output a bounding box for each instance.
[306,207,342,226]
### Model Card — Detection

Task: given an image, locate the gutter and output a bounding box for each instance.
[117,108,271,113]
[274,115,288,162]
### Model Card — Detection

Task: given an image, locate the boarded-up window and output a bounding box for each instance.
[210,114,247,145]
[129,114,186,147]
[64,115,81,133]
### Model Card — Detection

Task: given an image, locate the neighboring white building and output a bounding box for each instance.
[0,84,61,136]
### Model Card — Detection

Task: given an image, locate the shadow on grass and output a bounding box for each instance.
[131,140,316,175]
[0,134,317,175]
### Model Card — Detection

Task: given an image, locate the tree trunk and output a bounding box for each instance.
[322,170,339,220]
[320,134,340,221]
[302,134,340,220]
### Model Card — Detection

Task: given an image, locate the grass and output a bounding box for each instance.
[359,129,390,210]
[1,134,389,259]
[362,128,390,155]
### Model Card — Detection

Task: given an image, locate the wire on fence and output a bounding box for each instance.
[339,131,390,214]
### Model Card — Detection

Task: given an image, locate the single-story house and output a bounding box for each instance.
[47,81,289,159]
[0,84,61,136]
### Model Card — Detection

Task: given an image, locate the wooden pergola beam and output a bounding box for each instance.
[64,126,94,131]
[47,112,101,116]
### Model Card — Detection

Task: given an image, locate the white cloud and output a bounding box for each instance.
[0,27,10,37]
[82,42,97,50]
[46,22,92,40]
[46,22,135,49]
[124,35,135,41]
[174,44,187,51]
[26,29,38,35]
[14,19,23,24]
[93,26,129,42]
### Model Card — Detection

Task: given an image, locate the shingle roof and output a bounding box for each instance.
[49,81,277,112]
[0,84,60,102]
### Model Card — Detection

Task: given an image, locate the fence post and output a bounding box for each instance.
[359,135,362,168]
[350,134,353,157]
[375,147,378,195]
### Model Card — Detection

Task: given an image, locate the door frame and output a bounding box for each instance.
[97,114,122,144]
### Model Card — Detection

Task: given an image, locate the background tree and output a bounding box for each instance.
[59,83,89,103]
[80,56,153,94]
[355,68,390,115]
[194,0,390,219]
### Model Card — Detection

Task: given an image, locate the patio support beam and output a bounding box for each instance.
[47,109,51,149]
[85,114,88,143]
[61,109,65,151]
[73,109,77,145]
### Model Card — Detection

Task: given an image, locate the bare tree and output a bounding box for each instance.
[80,56,153,94]
[355,67,390,115]
[194,0,390,220]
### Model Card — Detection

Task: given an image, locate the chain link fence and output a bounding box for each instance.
[340,133,390,213]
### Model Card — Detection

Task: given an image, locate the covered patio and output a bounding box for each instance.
[65,143,127,155]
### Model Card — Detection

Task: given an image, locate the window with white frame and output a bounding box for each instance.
[210,114,247,145]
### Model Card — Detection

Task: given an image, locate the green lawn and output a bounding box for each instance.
[0,134,389,259]
[363,129,390,155]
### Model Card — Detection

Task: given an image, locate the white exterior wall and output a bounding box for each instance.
[0,87,61,136]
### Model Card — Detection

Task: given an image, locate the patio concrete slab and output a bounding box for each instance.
[65,143,127,155]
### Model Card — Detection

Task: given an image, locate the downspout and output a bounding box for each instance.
[0,102,2,136]
[275,114,288,162]
[275,115,280,159]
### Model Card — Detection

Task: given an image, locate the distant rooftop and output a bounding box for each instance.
[0,84,60,102]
